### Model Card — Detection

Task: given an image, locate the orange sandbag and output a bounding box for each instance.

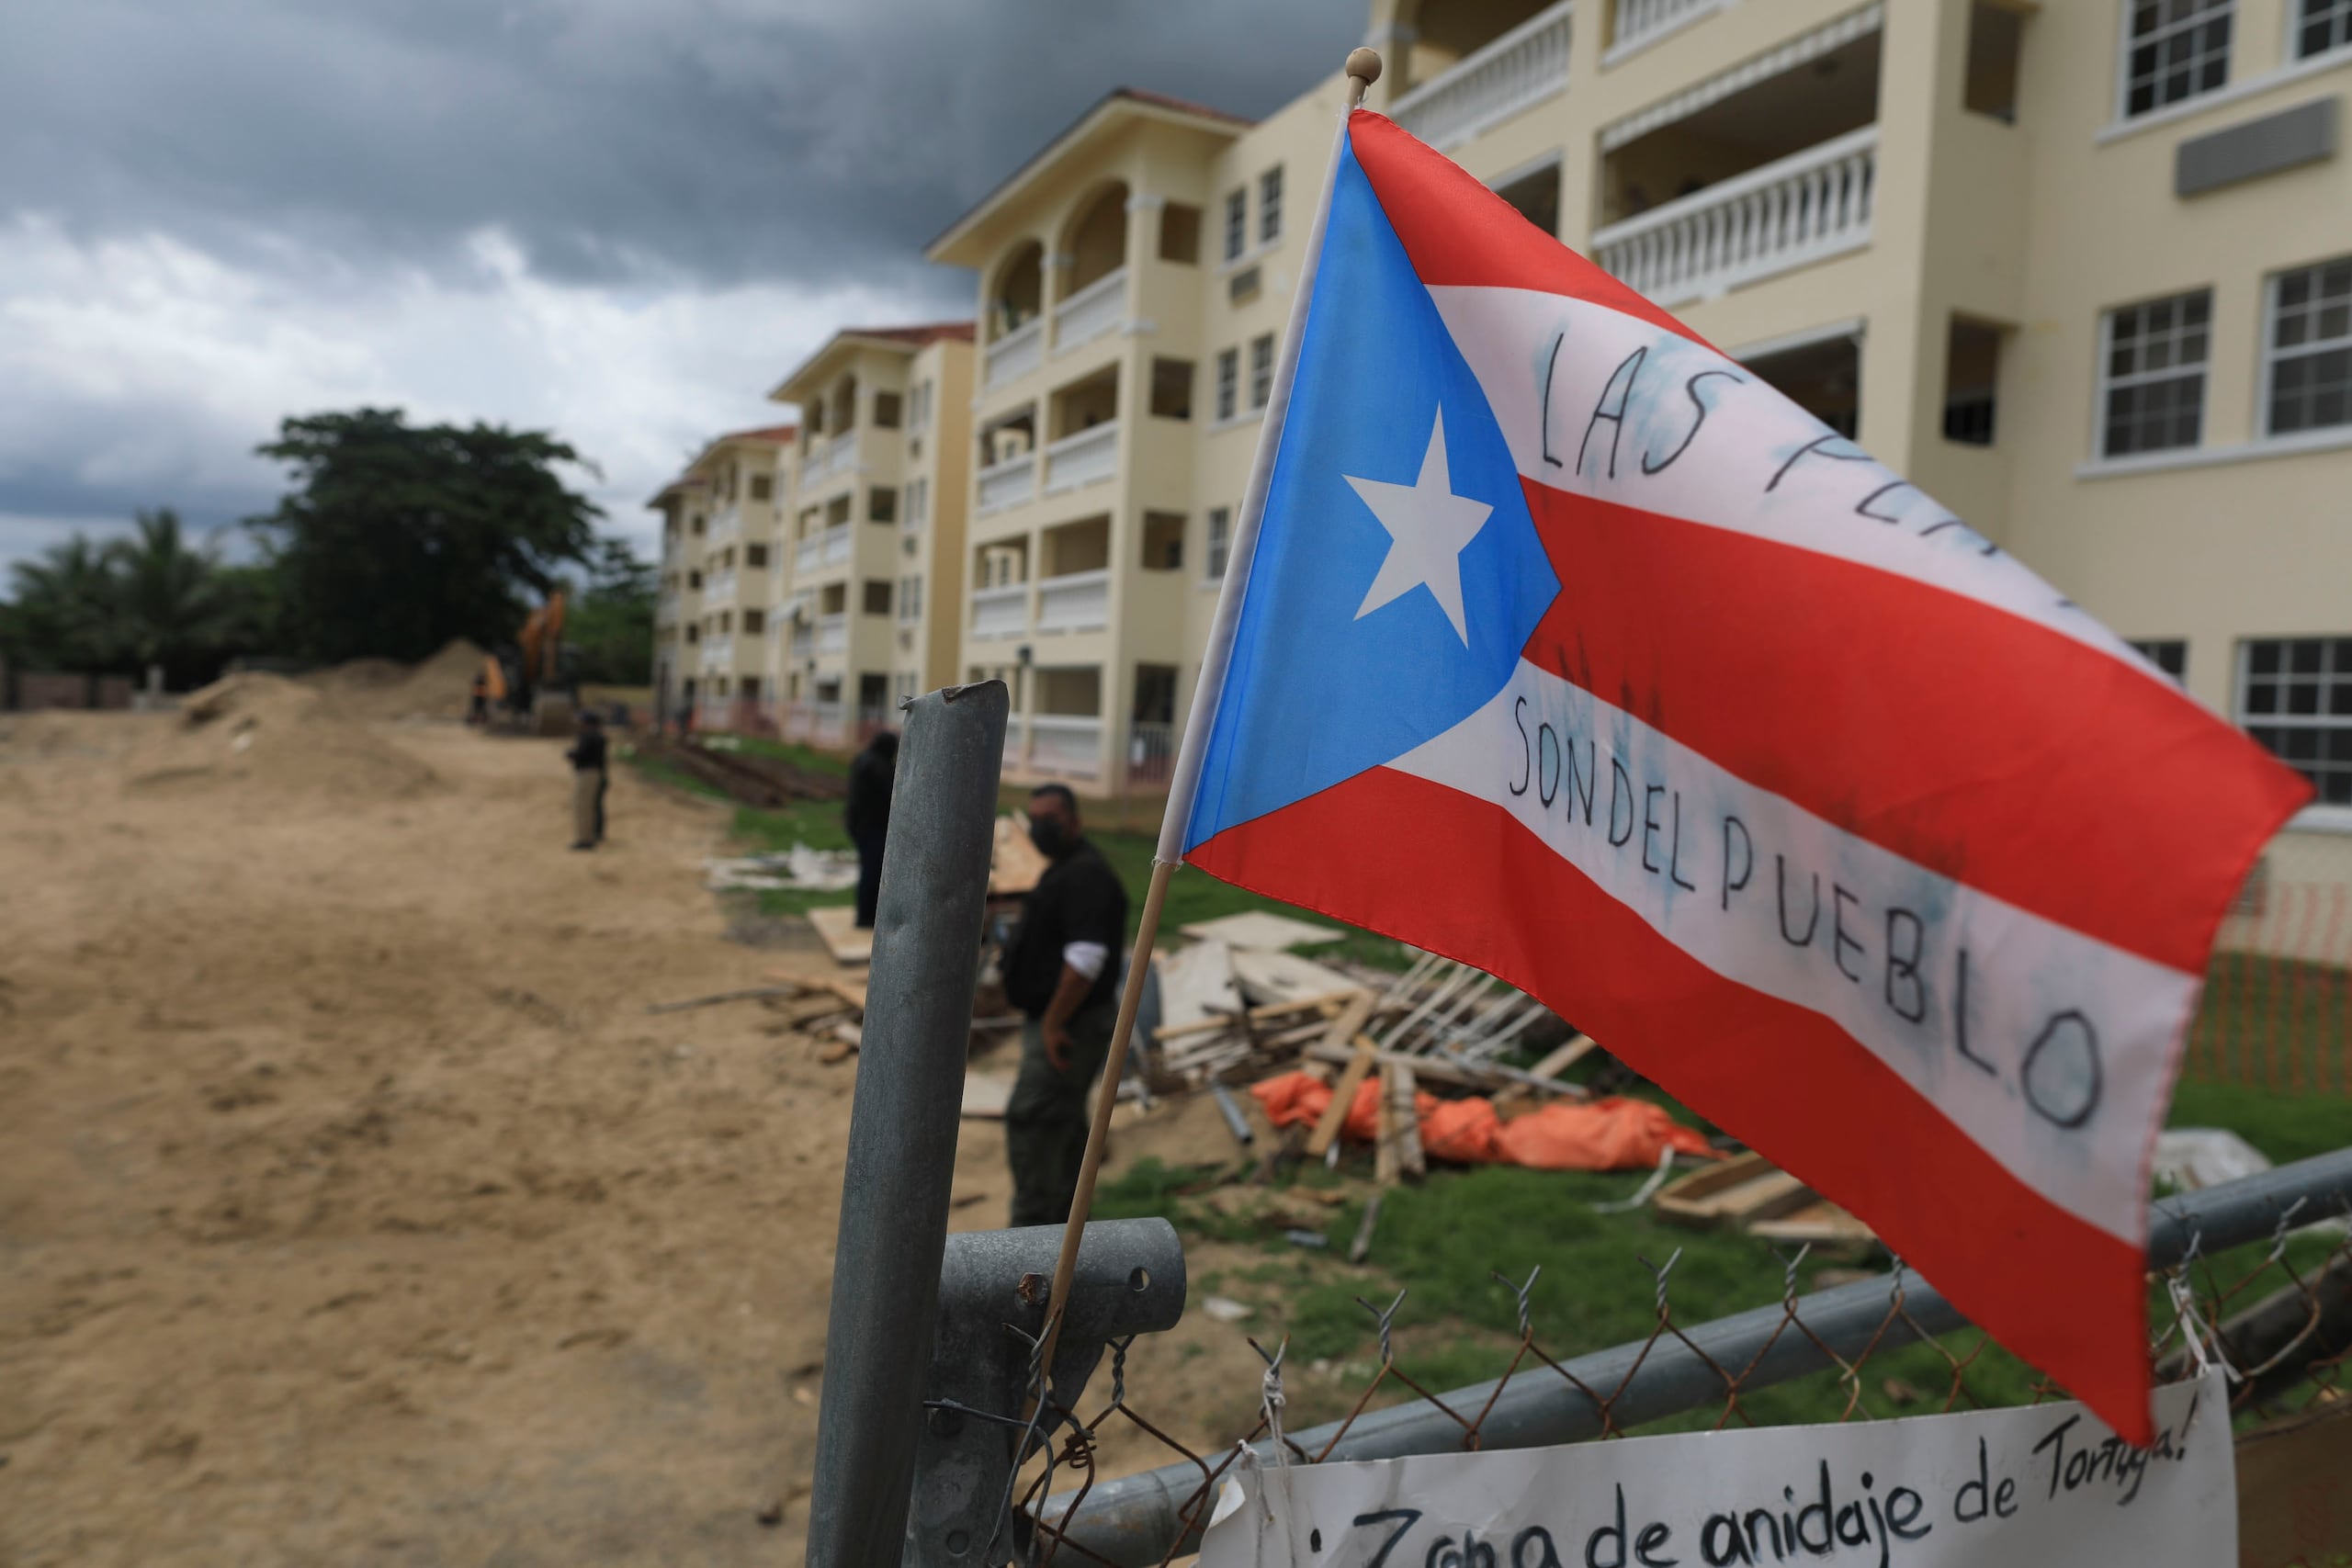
[1493,1096,1715,1172]
[1419,1097,1504,1164]
[1250,1071,1329,1130]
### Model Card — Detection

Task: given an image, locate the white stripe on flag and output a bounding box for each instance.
[1388,659,2193,1247]
[1427,286,2164,676]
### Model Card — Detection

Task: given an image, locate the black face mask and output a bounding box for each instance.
[1028,818,1070,860]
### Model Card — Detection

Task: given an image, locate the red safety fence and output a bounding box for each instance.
[2187,882,2352,1097]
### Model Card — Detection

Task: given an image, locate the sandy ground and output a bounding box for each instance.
[0,697,1283,1566]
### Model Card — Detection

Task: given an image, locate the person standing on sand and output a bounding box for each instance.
[567,712,608,851]
[844,729,898,929]
[1000,784,1128,1228]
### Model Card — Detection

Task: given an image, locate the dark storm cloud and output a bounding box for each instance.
[0,0,1364,295]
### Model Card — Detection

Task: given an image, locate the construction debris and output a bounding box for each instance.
[989,815,1050,897]
[647,984,804,1015]
[705,844,858,893]
[806,906,873,966]
[1655,1151,1875,1249]
[960,1072,1014,1120]
[1179,910,1343,951]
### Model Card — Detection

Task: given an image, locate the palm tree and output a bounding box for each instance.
[106,509,238,673]
[6,532,124,671]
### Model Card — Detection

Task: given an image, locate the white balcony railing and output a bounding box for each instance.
[1388,0,1573,151]
[705,569,738,601]
[811,700,847,746]
[971,581,1029,639]
[1611,0,1716,58]
[977,451,1036,514]
[789,625,815,658]
[985,318,1044,391]
[1035,568,1111,633]
[795,536,821,573]
[1043,422,1119,494]
[1591,127,1879,310]
[822,525,853,567]
[817,612,848,655]
[700,636,734,666]
[1029,716,1102,778]
[1053,266,1127,355]
[821,434,859,479]
[707,505,742,543]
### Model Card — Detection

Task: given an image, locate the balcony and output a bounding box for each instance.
[821,434,860,479]
[1053,266,1126,355]
[1002,716,1025,765]
[817,612,848,655]
[1029,716,1102,777]
[1035,568,1111,634]
[1611,0,1715,60]
[790,623,815,658]
[795,536,822,573]
[1388,0,1573,152]
[985,319,1044,392]
[1043,422,1119,495]
[822,525,853,567]
[1592,128,1878,310]
[706,569,738,601]
[971,582,1029,639]
[707,506,742,543]
[700,636,733,667]
[977,452,1036,515]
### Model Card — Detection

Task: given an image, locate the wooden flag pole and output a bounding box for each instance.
[1028,43,1385,1414]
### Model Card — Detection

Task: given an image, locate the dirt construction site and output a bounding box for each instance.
[0,658,1268,1566]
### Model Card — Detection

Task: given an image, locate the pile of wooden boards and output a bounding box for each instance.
[1654,1151,1876,1249]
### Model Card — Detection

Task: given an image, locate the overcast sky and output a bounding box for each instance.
[0,0,1362,573]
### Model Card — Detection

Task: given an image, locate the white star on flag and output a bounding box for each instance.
[1345,407,1495,645]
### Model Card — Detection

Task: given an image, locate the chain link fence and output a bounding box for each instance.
[925,1152,2352,1568]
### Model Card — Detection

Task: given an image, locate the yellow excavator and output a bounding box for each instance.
[482,590,580,736]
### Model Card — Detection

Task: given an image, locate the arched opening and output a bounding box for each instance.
[830,373,859,434]
[1062,183,1129,297]
[989,242,1043,342]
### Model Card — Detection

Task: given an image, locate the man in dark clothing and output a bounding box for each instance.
[468,673,489,726]
[1000,784,1129,1227]
[844,729,899,929]
[567,712,608,850]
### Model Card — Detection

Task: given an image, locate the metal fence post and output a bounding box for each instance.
[806,680,1009,1568]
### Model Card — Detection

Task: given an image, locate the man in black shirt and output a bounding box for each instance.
[567,712,607,851]
[844,730,898,929]
[1000,784,1128,1227]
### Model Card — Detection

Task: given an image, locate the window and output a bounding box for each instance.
[1224,187,1248,262]
[2098,289,2211,457]
[1215,348,1239,421]
[910,380,932,431]
[2128,638,2189,682]
[1258,166,1283,244]
[1249,333,1275,410]
[2300,0,2352,57]
[1964,3,2023,121]
[742,609,765,635]
[863,579,894,616]
[899,574,923,624]
[745,543,769,568]
[874,391,903,429]
[1150,357,1194,420]
[868,486,898,524]
[1142,512,1185,571]
[2121,0,2232,119]
[688,570,702,589]
[902,477,927,529]
[2264,256,2352,436]
[1205,507,1232,581]
[2238,637,2352,805]
[1943,318,2003,446]
[1160,202,1202,264]
[685,623,699,643]
[750,474,774,502]
[691,513,706,536]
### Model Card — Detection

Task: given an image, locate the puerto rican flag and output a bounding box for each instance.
[1158,109,2311,1441]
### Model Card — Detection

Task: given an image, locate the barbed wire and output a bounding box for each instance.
[984,1201,2352,1568]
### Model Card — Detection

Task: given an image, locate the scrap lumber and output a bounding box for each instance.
[989,814,1050,897]
[1390,1061,1426,1179]
[1527,1033,1598,1082]
[1374,1064,1404,1186]
[646,984,802,1015]
[806,905,873,966]
[1349,1190,1385,1264]
[1305,1039,1588,1098]
[961,1071,1014,1120]
[1230,948,1358,1009]
[1307,1033,1381,1159]
[1180,910,1344,951]
[1654,1151,1806,1230]
[1154,938,1244,1032]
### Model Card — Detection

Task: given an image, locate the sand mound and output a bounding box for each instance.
[306,639,490,723]
[130,671,440,799]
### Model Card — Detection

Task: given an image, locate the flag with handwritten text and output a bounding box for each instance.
[1157,109,2310,1442]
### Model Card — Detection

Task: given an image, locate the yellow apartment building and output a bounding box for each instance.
[649,423,797,729]
[927,0,2352,887]
[760,322,976,748]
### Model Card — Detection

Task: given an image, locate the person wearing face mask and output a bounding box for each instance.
[999,783,1129,1227]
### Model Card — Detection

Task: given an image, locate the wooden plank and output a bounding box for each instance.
[765,991,857,1027]
[989,814,1049,897]
[1230,948,1359,1009]
[1527,1033,1598,1081]
[1653,1152,1804,1229]
[1374,1063,1401,1187]
[1304,1039,1589,1098]
[1151,990,1347,1043]
[1154,938,1243,1032]
[1180,911,1344,951]
[1317,991,1376,1055]
[1306,1033,1379,1158]
[806,904,872,965]
[646,984,802,1015]
[825,977,869,1012]
[1348,1189,1385,1264]
[960,1071,1015,1119]
[1391,1062,1426,1179]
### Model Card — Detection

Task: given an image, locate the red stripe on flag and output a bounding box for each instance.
[1517,479,2308,976]
[1188,764,2157,1441]
[1348,110,1712,349]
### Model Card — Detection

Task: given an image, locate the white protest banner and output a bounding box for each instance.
[1199,1370,2231,1568]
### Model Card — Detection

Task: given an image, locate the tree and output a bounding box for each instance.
[565,537,658,685]
[105,509,243,682]
[6,533,125,672]
[248,408,602,664]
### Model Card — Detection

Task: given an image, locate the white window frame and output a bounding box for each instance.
[2116,0,2235,121]
[1223,187,1248,263]
[2258,254,2352,440]
[1249,333,1275,411]
[1215,347,1239,422]
[898,574,923,624]
[1258,165,1283,244]
[2235,636,2352,814]
[2295,0,2352,60]
[1204,507,1232,583]
[2093,288,2212,459]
